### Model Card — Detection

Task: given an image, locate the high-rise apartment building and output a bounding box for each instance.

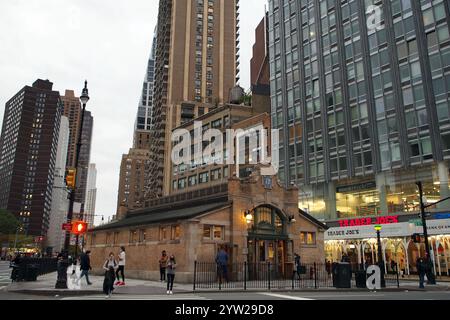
[117,148,150,219]
[61,90,81,169]
[268,0,450,270]
[84,163,97,227]
[147,0,240,199]
[48,116,70,252]
[0,79,62,237]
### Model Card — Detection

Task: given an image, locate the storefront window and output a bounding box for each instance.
[383,164,450,215]
[336,183,380,218]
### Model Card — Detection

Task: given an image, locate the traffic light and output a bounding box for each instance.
[71,221,88,235]
[412,233,422,243]
[66,168,77,189]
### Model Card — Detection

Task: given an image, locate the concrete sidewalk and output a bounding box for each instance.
[5,266,449,296]
[6,268,194,296]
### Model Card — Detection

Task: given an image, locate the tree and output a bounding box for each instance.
[240,89,252,106]
[0,209,20,235]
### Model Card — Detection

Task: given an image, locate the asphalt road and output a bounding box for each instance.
[0,289,449,300]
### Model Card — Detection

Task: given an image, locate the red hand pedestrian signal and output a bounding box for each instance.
[71,221,88,235]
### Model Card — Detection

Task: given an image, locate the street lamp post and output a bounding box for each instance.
[416,181,439,285]
[374,225,386,288]
[56,81,89,289]
[13,226,22,254]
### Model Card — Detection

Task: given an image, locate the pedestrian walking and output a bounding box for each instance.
[115,246,126,286]
[166,255,176,295]
[292,253,301,280]
[215,247,229,282]
[159,250,168,282]
[416,256,426,289]
[103,252,118,298]
[79,250,93,285]
[326,260,332,277]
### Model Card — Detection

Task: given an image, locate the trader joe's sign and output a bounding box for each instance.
[338,216,399,228]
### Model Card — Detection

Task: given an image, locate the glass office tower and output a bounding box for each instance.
[268,0,450,221]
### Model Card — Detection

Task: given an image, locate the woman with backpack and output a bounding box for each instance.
[103,252,118,298]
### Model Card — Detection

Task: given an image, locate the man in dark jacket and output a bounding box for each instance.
[79,250,93,285]
[416,257,426,289]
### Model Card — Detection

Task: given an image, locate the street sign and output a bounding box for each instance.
[62,223,72,231]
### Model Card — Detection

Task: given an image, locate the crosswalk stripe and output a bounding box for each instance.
[259,293,314,300]
[62,294,210,301]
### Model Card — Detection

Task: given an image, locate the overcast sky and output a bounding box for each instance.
[0,0,266,225]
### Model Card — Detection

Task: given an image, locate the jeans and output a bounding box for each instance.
[160,267,166,281]
[116,266,125,282]
[80,270,91,284]
[419,272,425,288]
[167,274,175,291]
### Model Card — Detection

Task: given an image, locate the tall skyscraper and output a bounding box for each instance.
[147,0,240,199]
[61,90,81,169]
[0,79,62,237]
[61,91,94,216]
[84,163,97,227]
[268,0,450,221]
[135,30,157,136]
[75,110,93,211]
[48,116,70,252]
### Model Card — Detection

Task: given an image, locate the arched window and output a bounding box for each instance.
[252,206,285,235]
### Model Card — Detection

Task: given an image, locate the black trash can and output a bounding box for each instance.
[25,264,39,281]
[355,270,366,288]
[335,263,352,288]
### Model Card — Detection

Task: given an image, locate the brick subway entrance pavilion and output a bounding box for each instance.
[86,168,326,283]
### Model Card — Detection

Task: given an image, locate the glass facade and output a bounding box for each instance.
[136,31,157,132]
[268,0,450,221]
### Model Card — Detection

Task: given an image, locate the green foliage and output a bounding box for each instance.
[240,89,252,106]
[0,209,20,235]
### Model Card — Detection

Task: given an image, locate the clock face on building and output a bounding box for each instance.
[263,176,273,190]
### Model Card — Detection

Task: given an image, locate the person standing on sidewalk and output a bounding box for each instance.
[79,250,93,285]
[166,255,177,295]
[103,252,118,298]
[159,250,168,282]
[416,256,426,289]
[115,247,126,286]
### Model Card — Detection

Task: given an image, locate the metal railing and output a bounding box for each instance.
[193,261,399,291]
[10,258,58,282]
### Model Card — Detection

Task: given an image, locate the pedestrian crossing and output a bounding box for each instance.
[0,263,12,288]
[62,294,211,300]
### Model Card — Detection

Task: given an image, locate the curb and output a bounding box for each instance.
[8,287,448,297]
[6,289,104,297]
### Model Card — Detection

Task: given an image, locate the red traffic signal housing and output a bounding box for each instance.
[72,221,88,235]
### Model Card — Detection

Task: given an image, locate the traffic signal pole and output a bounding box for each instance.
[417,182,432,264]
[64,82,88,254]
[56,82,89,290]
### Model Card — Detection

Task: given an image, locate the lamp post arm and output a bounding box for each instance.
[424,196,450,209]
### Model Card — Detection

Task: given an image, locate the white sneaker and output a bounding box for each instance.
[167,290,170,295]
[170,291,173,295]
